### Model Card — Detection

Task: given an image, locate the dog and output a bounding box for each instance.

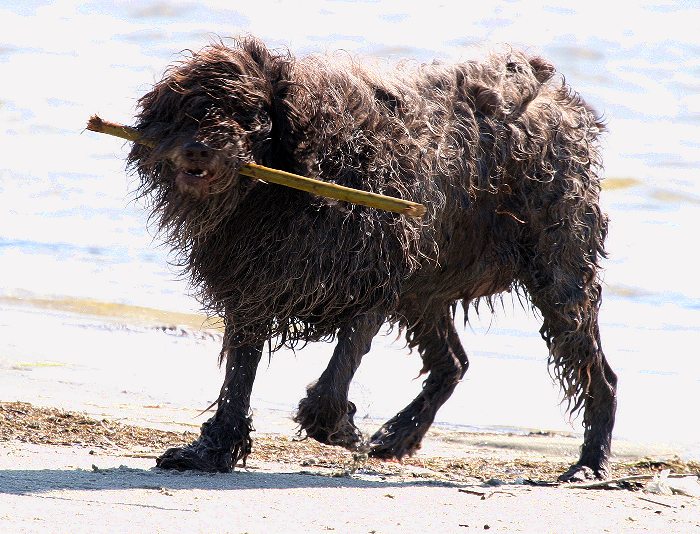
[127,37,616,481]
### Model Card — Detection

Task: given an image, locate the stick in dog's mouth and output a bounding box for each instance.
[86,115,427,218]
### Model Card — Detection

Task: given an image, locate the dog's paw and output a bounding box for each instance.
[295,398,363,449]
[558,464,608,482]
[367,428,420,461]
[156,444,232,473]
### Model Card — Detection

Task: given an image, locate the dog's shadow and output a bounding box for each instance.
[0,465,462,495]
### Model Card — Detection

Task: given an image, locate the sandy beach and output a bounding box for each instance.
[1,295,699,534]
[1,295,699,533]
[1,401,699,534]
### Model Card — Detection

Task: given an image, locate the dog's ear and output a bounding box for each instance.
[528,56,556,83]
[235,37,311,171]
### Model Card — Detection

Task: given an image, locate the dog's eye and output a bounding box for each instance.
[183,96,211,121]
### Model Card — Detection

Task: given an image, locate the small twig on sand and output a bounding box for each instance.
[458,488,516,499]
[458,488,488,497]
[86,115,427,218]
[570,475,653,489]
[570,473,699,490]
[637,496,677,508]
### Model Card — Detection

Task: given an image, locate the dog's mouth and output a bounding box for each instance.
[174,166,216,197]
[177,167,211,182]
[168,140,238,198]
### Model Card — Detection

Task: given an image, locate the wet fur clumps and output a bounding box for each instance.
[129,37,617,481]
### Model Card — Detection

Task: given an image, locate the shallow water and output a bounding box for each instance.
[1,1,698,458]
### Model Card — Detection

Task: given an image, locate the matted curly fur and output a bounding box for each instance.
[128,37,616,482]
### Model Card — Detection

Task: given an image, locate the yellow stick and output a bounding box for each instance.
[86,115,426,218]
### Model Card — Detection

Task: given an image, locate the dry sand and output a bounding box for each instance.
[1,402,698,534]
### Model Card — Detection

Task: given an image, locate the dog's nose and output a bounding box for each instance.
[182,141,212,165]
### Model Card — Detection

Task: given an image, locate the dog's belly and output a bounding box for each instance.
[399,205,521,310]
[401,255,515,312]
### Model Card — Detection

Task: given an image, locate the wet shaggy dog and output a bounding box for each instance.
[128,37,616,481]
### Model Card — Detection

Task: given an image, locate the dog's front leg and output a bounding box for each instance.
[157,338,263,472]
[294,312,384,449]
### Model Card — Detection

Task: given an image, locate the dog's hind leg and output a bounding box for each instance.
[369,309,469,459]
[157,335,263,472]
[521,215,617,481]
[528,277,617,481]
[294,312,384,449]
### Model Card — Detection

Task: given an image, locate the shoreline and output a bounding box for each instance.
[1,294,697,459]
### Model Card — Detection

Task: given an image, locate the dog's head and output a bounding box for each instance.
[128,38,298,239]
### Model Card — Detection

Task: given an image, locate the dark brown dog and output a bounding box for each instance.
[128,37,616,481]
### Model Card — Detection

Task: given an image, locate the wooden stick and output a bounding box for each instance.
[86,115,426,218]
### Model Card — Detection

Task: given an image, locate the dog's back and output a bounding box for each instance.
[278,49,606,332]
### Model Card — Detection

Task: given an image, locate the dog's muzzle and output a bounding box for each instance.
[173,141,219,197]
